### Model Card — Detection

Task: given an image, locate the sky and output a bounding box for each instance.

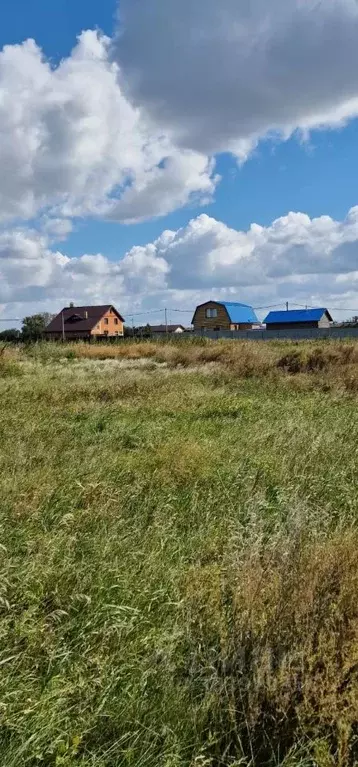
[1,0,358,328]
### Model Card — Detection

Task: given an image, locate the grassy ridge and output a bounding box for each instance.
[0,341,358,765]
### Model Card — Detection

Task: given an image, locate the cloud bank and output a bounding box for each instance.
[2,209,358,320]
[1,2,358,320]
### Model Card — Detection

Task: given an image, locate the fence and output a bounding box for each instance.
[191,327,358,341]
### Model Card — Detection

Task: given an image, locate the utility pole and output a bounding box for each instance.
[62,310,65,342]
[164,307,168,336]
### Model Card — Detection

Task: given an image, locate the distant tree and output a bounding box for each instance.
[124,325,136,338]
[40,312,55,327]
[124,324,152,338]
[142,324,152,338]
[22,313,50,340]
[0,328,21,342]
[340,315,358,327]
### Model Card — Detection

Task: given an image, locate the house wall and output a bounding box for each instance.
[91,307,124,337]
[266,314,331,332]
[267,321,319,331]
[193,302,231,330]
[318,314,331,329]
[229,323,253,331]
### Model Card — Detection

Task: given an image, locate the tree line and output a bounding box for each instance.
[1,317,162,342]
[0,313,54,342]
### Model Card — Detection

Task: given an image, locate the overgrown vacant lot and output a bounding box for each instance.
[1,340,358,766]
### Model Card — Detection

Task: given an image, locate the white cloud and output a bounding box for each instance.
[2,3,358,323]
[1,2,358,236]
[41,218,73,240]
[1,1,358,240]
[2,208,358,321]
[107,153,218,224]
[0,31,216,225]
[117,0,358,157]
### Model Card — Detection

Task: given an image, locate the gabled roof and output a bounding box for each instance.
[193,301,258,324]
[45,305,124,334]
[264,308,333,325]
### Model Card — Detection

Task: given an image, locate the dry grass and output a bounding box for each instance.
[17,338,358,392]
[184,531,358,766]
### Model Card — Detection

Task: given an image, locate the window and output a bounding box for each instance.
[205,307,218,318]
[114,318,118,325]
[104,317,109,325]
[104,330,108,336]
[214,326,220,331]
[115,331,118,336]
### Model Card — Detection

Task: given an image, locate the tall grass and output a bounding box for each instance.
[0,342,358,765]
[19,338,358,392]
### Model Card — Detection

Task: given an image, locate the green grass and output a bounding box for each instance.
[1,343,358,765]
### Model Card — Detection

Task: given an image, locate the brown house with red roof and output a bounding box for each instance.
[45,305,124,340]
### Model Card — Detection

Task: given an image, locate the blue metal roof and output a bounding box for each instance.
[264,308,331,325]
[218,302,259,324]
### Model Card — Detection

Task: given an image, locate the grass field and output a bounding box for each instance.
[1,339,358,766]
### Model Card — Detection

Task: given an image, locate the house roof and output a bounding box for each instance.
[219,302,259,324]
[136,324,185,333]
[264,308,333,325]
[148,325,185,333]
[45,305,124,334]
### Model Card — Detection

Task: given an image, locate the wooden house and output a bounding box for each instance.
[44,305,124,340]
[192,301,259,332]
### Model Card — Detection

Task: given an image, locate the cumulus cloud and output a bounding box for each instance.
[117,0,358,157]
[1,2,358,237]
[1,1,358,239]
[125,207,358,294]
[107,153,217,224]
[0,30,216,225]
[2,208,358,320]
[2,5,358,326]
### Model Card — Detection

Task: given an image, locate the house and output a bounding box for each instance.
[192,301,259,332]
[264,308,333,331]
[45,305,125,340]
[149,324,186,335]
[134,324,186,337]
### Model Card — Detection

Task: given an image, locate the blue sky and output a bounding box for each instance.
[1,0,358,323]
[54,128,358,262]
[1,0,117,59]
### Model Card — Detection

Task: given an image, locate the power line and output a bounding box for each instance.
[2,302,358,327]
[125,309,165,318]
